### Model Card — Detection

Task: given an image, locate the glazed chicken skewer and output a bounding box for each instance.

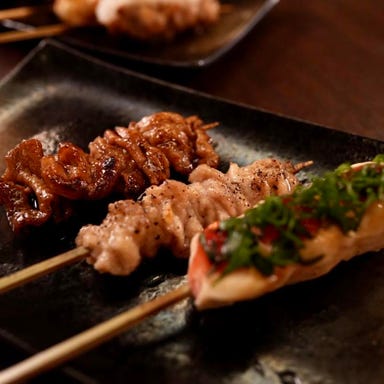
[0,157,383,384]
[0,112,219,232]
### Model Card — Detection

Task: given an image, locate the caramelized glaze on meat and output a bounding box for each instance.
[0,112,218,232]
[0,139,73,231]
[41,113,218,200]
[77,158,305,275]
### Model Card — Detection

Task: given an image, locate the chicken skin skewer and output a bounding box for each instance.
[0,112,218,232]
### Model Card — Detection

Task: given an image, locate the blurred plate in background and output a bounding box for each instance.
[0,0,279,67]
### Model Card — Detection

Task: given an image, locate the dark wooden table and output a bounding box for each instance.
[0,0,383,139]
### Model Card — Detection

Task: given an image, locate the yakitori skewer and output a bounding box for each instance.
[1,112,219,232]
[0,157,383,383]
[0,1,230,44]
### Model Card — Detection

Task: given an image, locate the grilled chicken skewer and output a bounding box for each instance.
[53,0,221,40]
[77,158,307,275]
[0,157,383,384]
[0,0,222,44]
[0,112,218,232]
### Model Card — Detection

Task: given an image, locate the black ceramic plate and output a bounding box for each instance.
[0,0,279,68]
[1,40,384,384]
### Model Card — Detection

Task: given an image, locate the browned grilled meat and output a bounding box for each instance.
[0,112,219,232]
[53,0,221,41]
[0,139,73,230]
[77,158,309,276]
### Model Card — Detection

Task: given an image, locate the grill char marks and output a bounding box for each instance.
[0,112,219,232]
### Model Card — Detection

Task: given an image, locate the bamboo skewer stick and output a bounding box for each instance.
[0,4,70,44]
[0,247,89,294]
[0,23,70,44]
[0,5,51,21]
[0,283,191,384]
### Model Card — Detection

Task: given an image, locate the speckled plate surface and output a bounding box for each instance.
[0,0,279,68]
[1,40,384,384]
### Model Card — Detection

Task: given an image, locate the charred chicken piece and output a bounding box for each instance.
[0,112,219,232]
[0,139,73,231]
[41,112,218,200]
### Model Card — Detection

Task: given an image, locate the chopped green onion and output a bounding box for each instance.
[202,157,384,277]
